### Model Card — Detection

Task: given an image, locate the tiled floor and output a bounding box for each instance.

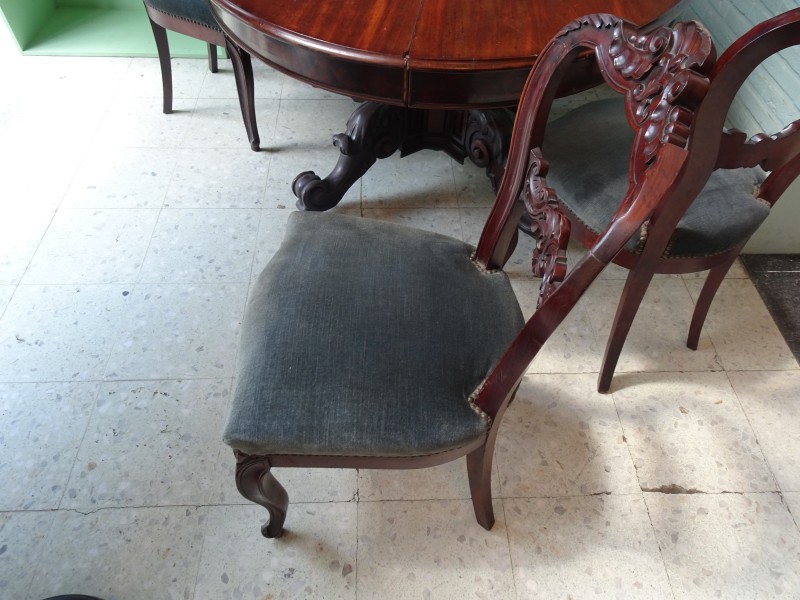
[2,40,800,600]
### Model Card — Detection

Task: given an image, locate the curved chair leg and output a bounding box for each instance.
[597,265,657,393]
[687,249,741,350]
[466,443,496,530]
[148,16,173,114]
[207,43,219,73]
[235,453,288,538]
[225,36,261,151]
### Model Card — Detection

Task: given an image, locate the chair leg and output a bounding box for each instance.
[466,443,496,530]
[207,43,219,73]
[597,265,657,393]
[225,36,261,151]
[687,250,741,350]
[148,16,173,114]
[235,453,288,538]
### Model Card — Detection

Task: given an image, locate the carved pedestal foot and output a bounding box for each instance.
[293,102,404,211]
[234,452,289,538]
[463,109,515,192]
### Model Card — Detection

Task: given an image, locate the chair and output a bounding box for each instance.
[223,13,716,537]
[143,0,260,151]
[532,8,800,393]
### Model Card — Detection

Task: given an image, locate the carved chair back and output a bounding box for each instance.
[641,8,800,269]
[470,14,716,417]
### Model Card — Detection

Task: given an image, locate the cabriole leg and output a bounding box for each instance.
[234,452,289,538]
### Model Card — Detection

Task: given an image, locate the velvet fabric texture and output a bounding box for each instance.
[543,98,769,258]
[143,0,220,30]
[224,212,524,457]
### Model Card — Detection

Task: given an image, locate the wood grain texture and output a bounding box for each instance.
[210,0,684,106]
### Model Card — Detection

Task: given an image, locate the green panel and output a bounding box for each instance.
[0,0,56,50]
[57,0,145,9]
[21,7,210,57]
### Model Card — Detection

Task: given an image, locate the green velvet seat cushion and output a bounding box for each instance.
[224,212,524,458]
[544,98,769,258]
[144,0,220,30]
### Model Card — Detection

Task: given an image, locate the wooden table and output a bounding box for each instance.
[209,0,685,209]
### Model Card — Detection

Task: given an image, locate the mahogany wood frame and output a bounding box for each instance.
[208,0,684,209]
[231,14,716,538]
[533,9,800,393]
[144,3,261,151]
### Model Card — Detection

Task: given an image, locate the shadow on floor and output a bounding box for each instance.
[741,254,800,361]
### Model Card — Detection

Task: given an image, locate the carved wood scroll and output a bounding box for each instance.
[528,14,713,304]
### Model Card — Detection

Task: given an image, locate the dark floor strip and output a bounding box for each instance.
[740,254,800,362]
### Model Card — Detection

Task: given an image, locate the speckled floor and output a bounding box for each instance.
[2,32,800,600]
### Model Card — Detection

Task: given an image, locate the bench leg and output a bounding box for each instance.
[235,452,288,538]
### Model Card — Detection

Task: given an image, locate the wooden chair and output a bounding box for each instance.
[531,8,800,392]
[223,14,715,538]
[143,0,260,151]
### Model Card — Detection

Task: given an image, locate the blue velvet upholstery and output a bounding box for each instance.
[544,98,770,258]
[143,0,220,30]
[224,212,524,458]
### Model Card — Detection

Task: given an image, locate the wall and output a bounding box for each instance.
[679,0,800,252]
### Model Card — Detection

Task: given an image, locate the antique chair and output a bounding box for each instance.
[143,0,260,151]
[223,14,716,537]
[534,8,800,392]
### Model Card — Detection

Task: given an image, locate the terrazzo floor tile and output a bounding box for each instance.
[729,370,800,492]
[23,208,160,284]
[3,96,112,153]
[103,282,248,380]
[451,159,497,207]
[138,208,260,283]
[270,98,359,148]
[0,510,56,599]
[512,279,602,374]
[8,57,130,101]
[357,460,500,502]
[584,278,722,380]
[613,372,775,493]
[646,492,800,599]
[0,286,14,315]
[505,494,672,599]
[0,284,129,382]
[0,382,99,510]
[26,506,207,600]
[62,147,179,209]
[165,147,271,208]
[93,96,195,148]
[61,379,230,510]
[685,277,799,372]
[0,207,53,285]
[183,98,280,151]
[195,503,357,600]
[199,60,285,100]
[119,56,208,101]
[0,145,85,213]
[361,151,459,209]
[496,374,640,498]
[356,499,515,599]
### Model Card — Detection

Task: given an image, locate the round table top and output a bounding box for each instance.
[210,0,686,108]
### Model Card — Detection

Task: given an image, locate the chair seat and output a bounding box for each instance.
[544,98,770,258]
[224,212,524,458]
[144,0,220,30]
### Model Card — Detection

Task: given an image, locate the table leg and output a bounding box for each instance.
[292,101,515,211]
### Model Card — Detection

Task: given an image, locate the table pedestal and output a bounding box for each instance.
[292,102,515,210]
